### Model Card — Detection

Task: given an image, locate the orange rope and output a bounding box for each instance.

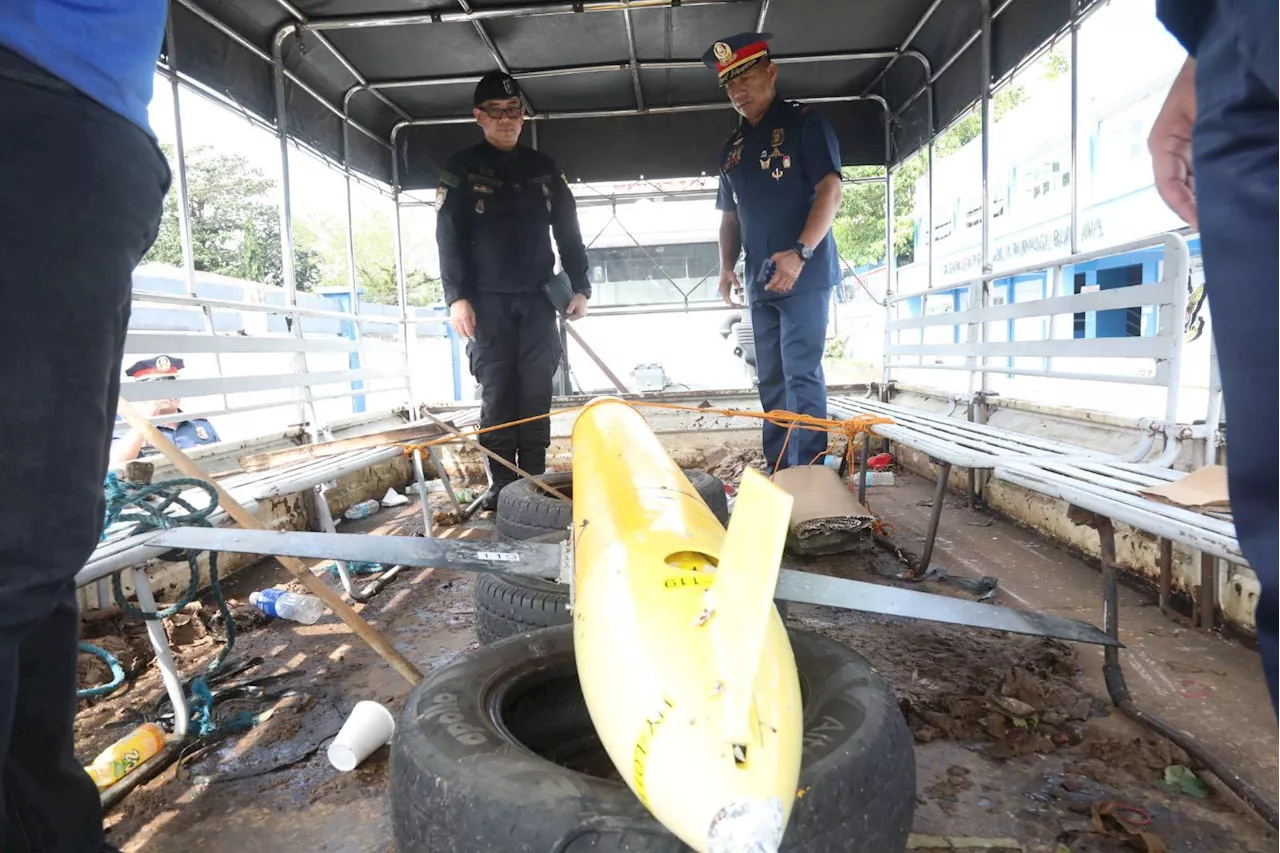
[401,401,895,521]
[402,401,891,461]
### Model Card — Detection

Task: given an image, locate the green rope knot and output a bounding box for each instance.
[81,473,237,714]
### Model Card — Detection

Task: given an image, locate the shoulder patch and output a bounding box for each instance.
[439,169,461,188]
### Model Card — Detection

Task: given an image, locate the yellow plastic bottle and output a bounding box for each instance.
[84,722,166,790]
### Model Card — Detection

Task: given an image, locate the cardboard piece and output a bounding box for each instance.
[1139,464,1231,510]
[771,465,875,556]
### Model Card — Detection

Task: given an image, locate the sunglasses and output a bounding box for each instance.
[479,105,524,120]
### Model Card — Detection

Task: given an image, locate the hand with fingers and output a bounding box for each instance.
[719,267,744,307]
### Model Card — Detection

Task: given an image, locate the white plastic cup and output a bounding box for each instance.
[327,700,396,772]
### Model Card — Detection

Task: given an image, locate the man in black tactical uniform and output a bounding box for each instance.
[436,72,591,509]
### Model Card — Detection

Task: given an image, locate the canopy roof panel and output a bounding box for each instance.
[167,0,1091,190]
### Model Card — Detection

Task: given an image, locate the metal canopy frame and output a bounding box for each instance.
[151,0,1102,419]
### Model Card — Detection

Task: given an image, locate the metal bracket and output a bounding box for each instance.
[560,536,575,613]
[148,527,1117,647]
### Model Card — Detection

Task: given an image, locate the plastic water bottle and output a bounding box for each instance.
[250,589,325,625]
[343,499,381,520]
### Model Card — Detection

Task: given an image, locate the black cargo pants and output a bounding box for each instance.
[466,292,561,489]
[0,47,170,851]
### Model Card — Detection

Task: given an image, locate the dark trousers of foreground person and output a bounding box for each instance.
[1192,5,1278,708]
[467,292,561,490]
[0,46,169,851]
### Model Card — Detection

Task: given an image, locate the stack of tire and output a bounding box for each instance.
[471,468,729,645]
[387,465,918,851]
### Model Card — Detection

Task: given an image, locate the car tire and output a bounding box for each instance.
[495,468,728,540]
[389,625,916,852]
[480,469,731,644]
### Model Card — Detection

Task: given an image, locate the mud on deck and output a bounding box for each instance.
[76,461,1278,853]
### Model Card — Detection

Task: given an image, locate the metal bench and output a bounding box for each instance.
[830,231,1197,572]
[76,412,475,733]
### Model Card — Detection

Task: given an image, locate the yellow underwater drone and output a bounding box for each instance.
[570,397,803,853]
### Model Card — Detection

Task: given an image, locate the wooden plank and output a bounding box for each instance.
[116,397,423,686]
[237,411,478,473]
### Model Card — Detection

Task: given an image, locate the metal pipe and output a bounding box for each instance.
[315,484,371,601]
[391,153,411,373]
[412,449,434,536]
[267,0,412,123]
[980,0,991,276]
[306,0,745,31]
[927,139,935,290]
[164,14,232,415]
[857,433,870,505]
[270,27,315,431]
[171,0,390,151]
[1069,0,1080,253]
[622,7,645,112]
[392,92,882,128]
[1089,516,1278,829]
[918,461,952,571]
[428,445,465,512]
[133,567,191,739]
[1158,538,1173,615]
[756,0,770,30]
[129,289,410,324]
[859,0,947,97]
[367,51,897,93]
[1204,340,1223,464]
[1198,553,1216,630]
[358,564,408,598]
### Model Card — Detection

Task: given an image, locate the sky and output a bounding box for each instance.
[144,0,1186,278]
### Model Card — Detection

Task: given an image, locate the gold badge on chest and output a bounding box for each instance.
[759,127,791,179]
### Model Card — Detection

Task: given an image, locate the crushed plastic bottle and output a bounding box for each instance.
[343,499,382,520]
[84,722,166,790]
[250,589,325,625]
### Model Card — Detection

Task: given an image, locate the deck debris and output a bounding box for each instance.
[703,446,767,485]
[907,835,1024,850]
[1090,801,1167,852]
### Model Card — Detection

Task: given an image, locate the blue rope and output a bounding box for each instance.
[77,642,126,698]
[324,560,385,578]
[80,474,239,732]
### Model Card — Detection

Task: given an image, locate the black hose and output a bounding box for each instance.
[1093,516,1278,829]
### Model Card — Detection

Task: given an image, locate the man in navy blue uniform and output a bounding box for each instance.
[1150,0,1277,710]
[437,72,591,509]
[1,2,170,850]
[110,356,223,466]
[706,32,845,471]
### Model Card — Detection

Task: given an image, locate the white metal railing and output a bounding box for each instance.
[883,231,1191,428]
[116,275,453,440]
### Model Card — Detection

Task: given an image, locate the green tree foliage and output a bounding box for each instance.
[297,205,443,308]
[145,144,324,291]
[831,84,1032,269]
